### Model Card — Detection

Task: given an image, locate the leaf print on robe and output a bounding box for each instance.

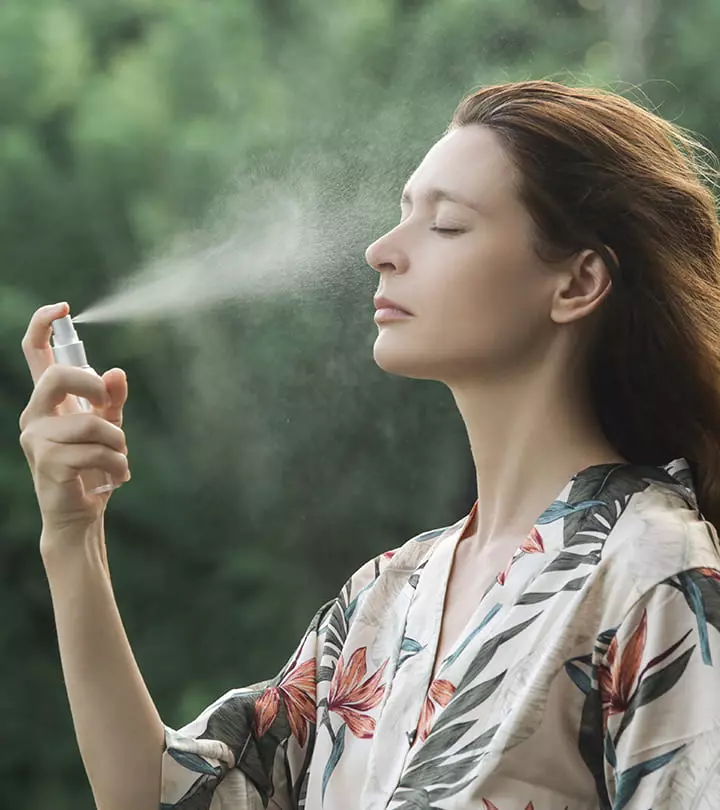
[597,609,647,732]
[416,679,456,742]
[327,647,387,738]
[567,603,696,808]
[254,658,316,747]
[672,567,720,665]
[597,608,694,745]
[611,745,685,810]
[395,615,540,804]
[559,462,652,549]
[321,648,388,800]
[397,636,426,669]
[497,527,545,585]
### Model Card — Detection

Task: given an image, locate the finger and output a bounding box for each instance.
[36,441,130,485]
[28,412,127,455]
[21,302,70,385]
[100,368,128,429]
[21,365,110,427]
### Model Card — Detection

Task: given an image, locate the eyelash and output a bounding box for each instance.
[431,227,463,235]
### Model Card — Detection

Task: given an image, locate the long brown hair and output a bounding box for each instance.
[452,80,720,530]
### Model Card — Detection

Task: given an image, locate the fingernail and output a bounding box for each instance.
[53,301,68,310]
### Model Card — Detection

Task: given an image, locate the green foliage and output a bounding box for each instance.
[1,0,718,806]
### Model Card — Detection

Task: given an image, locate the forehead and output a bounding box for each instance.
[405,125,520,208]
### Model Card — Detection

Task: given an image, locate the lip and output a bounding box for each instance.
[374,307,413,323]
[373,296,413,315]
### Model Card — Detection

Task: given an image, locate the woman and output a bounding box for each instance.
[19,81,720,810]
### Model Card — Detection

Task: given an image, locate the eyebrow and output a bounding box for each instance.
[400,186,482,213]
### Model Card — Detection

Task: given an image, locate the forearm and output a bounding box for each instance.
[42,524,164,810]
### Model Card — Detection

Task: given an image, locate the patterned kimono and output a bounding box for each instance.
[160,458,720,809]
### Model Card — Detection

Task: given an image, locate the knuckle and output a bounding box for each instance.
[89,444,108,463]
[18,419,38,449]
[67,414,105,448]
[39,364,63,390]
[84,412,104,435]
[92,416,125,447]
[48,363,66,382]
[90,415,122,445]
[21,323,37,351]
[114,427,128,450]
[18,428,31,454]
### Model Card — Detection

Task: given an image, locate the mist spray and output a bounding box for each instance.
[50,315,121,496]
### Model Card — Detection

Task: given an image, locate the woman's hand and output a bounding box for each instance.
[18,303,130,538]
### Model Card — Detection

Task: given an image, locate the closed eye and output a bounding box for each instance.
[431,227,463,235]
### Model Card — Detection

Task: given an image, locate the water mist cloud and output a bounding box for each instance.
[72,194,321,324]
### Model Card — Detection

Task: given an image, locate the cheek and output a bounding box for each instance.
[433,260,528,329]
[425,257,550,357]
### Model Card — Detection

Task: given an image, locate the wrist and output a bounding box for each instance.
[40,520,106,571]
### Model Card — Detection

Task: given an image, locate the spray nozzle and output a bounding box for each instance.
[51,314,79,347]
[51,314,89,367]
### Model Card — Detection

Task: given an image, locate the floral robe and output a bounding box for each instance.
[160,458,720,809]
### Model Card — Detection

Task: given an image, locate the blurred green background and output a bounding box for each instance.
[1,0,718,806]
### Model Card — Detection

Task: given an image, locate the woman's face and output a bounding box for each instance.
[365,124,569,385]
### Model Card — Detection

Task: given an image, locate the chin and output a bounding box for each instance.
[373,333,495,385]
[372,337,443,381]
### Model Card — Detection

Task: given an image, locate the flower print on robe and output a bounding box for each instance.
[160,457,720,809]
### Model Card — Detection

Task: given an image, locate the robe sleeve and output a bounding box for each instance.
[159,552,391,810]
[600,566,720,809]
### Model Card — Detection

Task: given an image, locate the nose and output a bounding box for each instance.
[365,227,406,274]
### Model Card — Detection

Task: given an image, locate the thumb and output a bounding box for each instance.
[101,368,128,427]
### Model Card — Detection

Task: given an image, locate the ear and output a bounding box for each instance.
[550,247,615,325]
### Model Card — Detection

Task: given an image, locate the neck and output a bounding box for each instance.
[449,364,625,550]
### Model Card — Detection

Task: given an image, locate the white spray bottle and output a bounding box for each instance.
[50,314,121,495]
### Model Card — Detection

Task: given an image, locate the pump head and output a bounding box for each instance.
[51,314,89,367]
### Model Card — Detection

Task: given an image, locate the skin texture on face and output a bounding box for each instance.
[365,125,609,387]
